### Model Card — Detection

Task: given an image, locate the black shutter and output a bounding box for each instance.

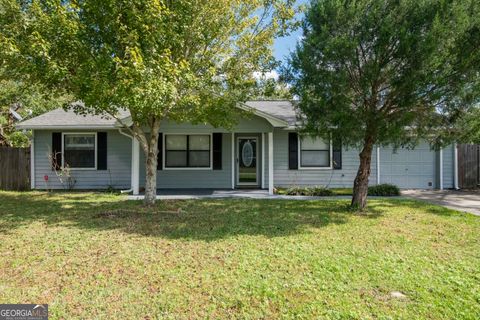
[52,132,62,170]
[157,133,163,170]
[97,132,107,170]
[212,133,222,170]
[333,138,342,170]
[288,132,298,170]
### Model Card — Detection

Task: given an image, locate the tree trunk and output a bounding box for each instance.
[351,135,375,210]
[142,119,161,206]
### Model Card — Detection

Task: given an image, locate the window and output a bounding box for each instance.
[299,136,331,168]
[165,134,211,168]
[63,133,96,169]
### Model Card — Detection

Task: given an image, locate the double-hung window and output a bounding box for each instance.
[165,134,211,168]
[63,133,96,169]
[299,136,331,168]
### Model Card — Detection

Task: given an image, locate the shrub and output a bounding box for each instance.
[282,186,334,196]
[368,184,401,196]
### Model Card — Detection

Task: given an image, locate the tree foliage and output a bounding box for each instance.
[287,0,480,209]
[0,72,72,147]
[1,0,296,203]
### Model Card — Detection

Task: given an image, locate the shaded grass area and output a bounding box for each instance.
[0,191,479,319]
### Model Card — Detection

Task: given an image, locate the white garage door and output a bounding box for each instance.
[380,142,437,189]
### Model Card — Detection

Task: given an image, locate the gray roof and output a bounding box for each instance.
[16,108,130,129]
[17,100,297,129]
[245,100,298,126]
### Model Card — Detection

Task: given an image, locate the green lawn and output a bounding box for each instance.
[0,192,479,319]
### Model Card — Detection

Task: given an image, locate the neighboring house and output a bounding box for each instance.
[16,100,459,194]
[0,105,24,146]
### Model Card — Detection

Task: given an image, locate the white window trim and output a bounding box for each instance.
[162,133,213,171]
[61,132,97,170]
[298,135,333,170]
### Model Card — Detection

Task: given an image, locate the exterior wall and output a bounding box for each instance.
[271,129,377,188]
[138,116,273,189]
[31,123,456,191]
[140,132,233,189]
[33,130,131,189]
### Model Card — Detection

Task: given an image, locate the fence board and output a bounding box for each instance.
[0,147,30,191]
[458,144,480,189]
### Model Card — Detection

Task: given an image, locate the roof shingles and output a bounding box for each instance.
[17,101,297,129]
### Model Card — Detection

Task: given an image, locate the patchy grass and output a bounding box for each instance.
[0,191,479,319]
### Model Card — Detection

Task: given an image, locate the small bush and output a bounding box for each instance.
[282,186,334,196]
[368,184,401,196]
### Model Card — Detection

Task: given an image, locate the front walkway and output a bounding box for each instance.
[403,189,480,216]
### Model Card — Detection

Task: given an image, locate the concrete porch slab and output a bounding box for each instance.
[126,189,355,200]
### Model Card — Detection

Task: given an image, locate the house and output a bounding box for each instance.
[16,100,459,194]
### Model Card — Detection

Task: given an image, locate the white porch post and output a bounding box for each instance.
[30,130,35,189]
[231,132,235,189]
[261,133,265,189]
[132,137,140,195]
[439,148,444,190]
[268,131,274,195]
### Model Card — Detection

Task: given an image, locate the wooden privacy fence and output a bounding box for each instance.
[458,144,480,189]
[0,147,30,191]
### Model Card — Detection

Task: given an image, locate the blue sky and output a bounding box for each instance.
[273,25,302,63]
[272,0,307,68]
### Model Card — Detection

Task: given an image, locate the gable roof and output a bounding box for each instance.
[244,100,298,127]
[16,100,297,129]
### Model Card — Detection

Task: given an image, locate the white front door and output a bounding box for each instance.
[237,137,258,186]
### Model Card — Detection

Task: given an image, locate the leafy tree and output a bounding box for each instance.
[456,106,480,144]
[1,0,296,204]
[252,75,293,100]
[287,0,480,209]
[0,74,72,147]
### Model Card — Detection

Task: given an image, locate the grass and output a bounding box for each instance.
[0,191,479,319]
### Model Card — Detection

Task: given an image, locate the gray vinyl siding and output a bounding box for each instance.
[138,116,273,189]
[155,114,273,133]
[271,129,377,188]
[33,130,131,189]
[140,132,233,189]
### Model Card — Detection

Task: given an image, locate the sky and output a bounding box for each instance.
[270,0,307,76]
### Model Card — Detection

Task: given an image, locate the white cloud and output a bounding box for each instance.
[253,70,279,81]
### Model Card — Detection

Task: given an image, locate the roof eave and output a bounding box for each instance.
[16,124,117,130]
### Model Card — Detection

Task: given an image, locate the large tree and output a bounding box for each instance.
[0,73,72,147]
[1,0,296,205]
[287,0,480,209]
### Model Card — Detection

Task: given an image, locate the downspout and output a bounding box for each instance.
[453,143,459,190]
[30,130,35,189]
[118,128,134,194]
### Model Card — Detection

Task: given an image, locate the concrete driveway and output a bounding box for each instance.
[403,189,480,216]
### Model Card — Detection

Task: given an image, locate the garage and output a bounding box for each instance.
[380,142,437,189]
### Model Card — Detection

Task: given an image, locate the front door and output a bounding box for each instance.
[237,137,258,186]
